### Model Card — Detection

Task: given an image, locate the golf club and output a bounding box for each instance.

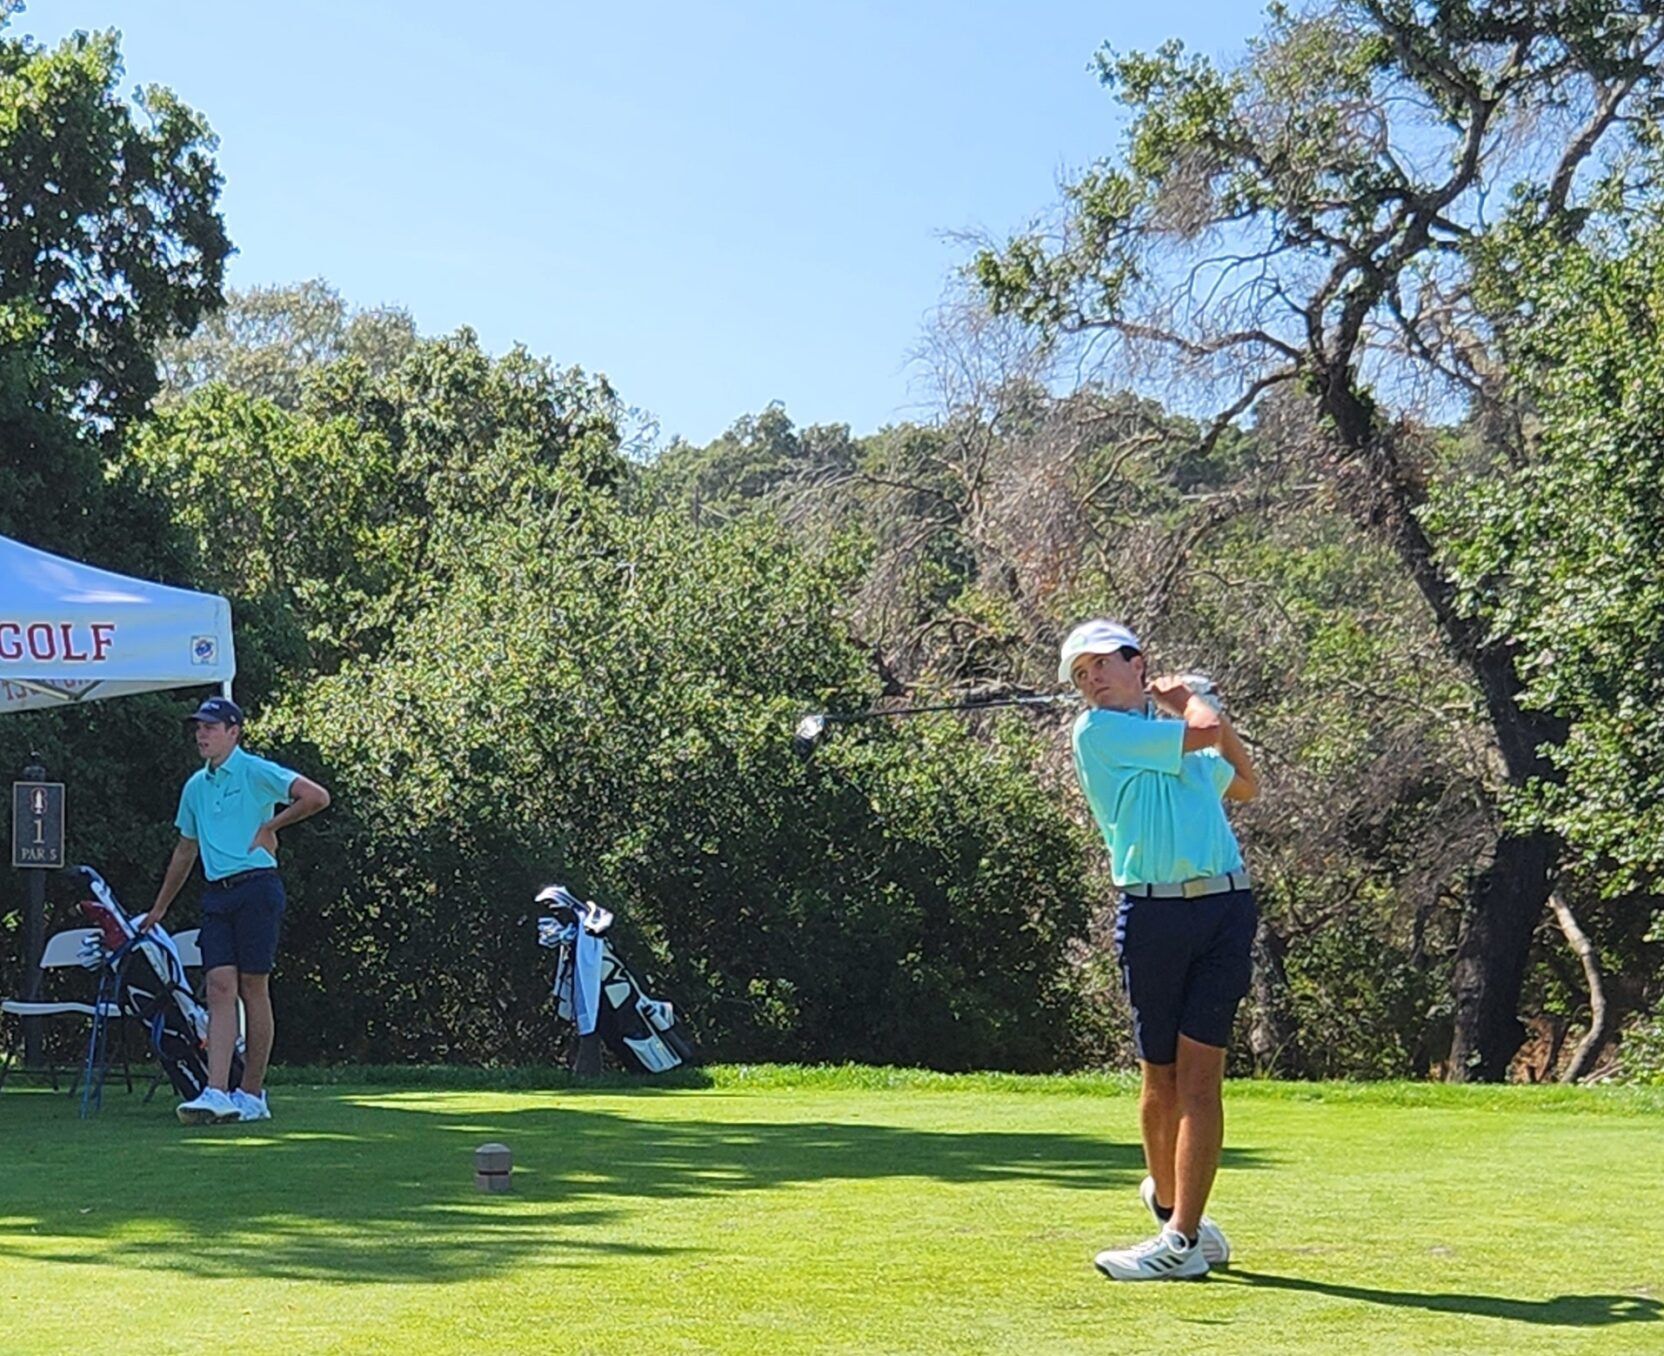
[791,692,1077,757]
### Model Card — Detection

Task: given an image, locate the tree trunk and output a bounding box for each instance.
[1318,374,1567,1082]
[1447,830,1556,1080]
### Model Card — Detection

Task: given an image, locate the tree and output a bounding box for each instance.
[1428,209,1664,1076]
[124,328,625,698]
[974,1,1664,1079]
[0,11,229,561]
[642,403,859,525]
[156,278,417,410]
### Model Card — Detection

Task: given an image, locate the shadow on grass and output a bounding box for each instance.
[0,1089,1267,1286]
[1225,1270,1662,1328]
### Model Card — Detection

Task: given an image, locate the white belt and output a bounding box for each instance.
[1121,869,1250,899]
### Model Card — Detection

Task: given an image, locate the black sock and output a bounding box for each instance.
[1186,1234,1199,1250]
[1153,1201,1174,1223]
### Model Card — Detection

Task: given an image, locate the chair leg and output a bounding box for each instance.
[0,1022,65,1092]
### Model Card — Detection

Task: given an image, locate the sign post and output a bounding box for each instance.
[13,755,64,1068]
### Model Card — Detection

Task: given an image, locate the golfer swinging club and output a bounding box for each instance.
[1060,619,1259,1281]
[141,697,331,1125]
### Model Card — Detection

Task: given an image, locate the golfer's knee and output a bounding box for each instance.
[1141,1060,1179,1105]
[204,968,238,1005]
[1175,1062,1223,1111]
[1170,1051,1219,1104]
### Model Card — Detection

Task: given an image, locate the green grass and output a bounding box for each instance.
[1,1067,1659,1355]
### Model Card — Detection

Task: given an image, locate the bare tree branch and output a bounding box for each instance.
[1549,887,1610,1083]
[1547,26,1664,213]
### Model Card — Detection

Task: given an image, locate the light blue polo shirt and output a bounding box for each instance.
[1071,704,1243,886]
[175,745,299,882]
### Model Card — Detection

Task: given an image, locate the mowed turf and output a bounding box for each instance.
[1,1067,1659,1356]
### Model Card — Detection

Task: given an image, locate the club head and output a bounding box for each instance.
[792,713,827,759]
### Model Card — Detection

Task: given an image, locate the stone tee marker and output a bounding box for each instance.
[475,1142,513,1193]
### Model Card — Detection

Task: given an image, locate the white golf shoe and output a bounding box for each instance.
[176,1086,241,1125]
[1139,1175,1231,1266]
[230,1088,271,1122]
[1095,1227,1210,1281]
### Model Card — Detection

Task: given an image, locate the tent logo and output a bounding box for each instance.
[191,635,218,665]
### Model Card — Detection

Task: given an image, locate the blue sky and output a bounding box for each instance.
[21,1,1265,446]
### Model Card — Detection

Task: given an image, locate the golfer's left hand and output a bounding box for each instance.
[250,824,279,858]
[1147,675,1197,715]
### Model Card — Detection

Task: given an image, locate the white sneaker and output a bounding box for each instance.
[1140,1175,1231,1267]
[1095,1227,1210,1281]
[176,1086,241,1125]
[230,1089,271,1122]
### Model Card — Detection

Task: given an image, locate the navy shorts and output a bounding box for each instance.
[199,870,287,974]
[1114,887,1257,1064]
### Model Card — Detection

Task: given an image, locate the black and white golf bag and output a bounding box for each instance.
[535,884,697,1074]
[73,865,244,1104]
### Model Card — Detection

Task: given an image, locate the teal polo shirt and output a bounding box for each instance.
[175,745,299,882]
[1071,704,1243,887]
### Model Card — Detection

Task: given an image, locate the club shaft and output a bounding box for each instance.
[825,695,1070,723]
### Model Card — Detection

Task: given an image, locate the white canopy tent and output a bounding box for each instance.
[0,533,235,713]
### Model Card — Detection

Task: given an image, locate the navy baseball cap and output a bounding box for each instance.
[185,696,244,726]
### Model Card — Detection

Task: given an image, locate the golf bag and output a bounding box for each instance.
[72,865,244,1105]
[535,884,697,1074]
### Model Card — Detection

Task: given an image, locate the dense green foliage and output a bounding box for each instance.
[156,278,417,410]
[110,326,1109,1070]
[0,14,226,556]
[1433,216,1664,897]
[1425,214,1664,1059]
[0,13,230,938]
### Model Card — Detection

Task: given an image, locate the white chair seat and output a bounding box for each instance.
[170,928,202,968]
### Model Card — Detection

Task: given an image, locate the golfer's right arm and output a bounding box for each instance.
[141,837,200,932]
[1217,714,1259,802]
[1148,674,1256,797]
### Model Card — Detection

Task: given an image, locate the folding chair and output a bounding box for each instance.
[0,927,133,1094]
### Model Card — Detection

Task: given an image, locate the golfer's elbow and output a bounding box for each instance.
[1181,722,1222,753]
[292,776,331,813]
[1225,770,1260,803]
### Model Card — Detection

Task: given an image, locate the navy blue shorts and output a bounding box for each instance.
[1114,887,1257,1064]
[199,870,287,974]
